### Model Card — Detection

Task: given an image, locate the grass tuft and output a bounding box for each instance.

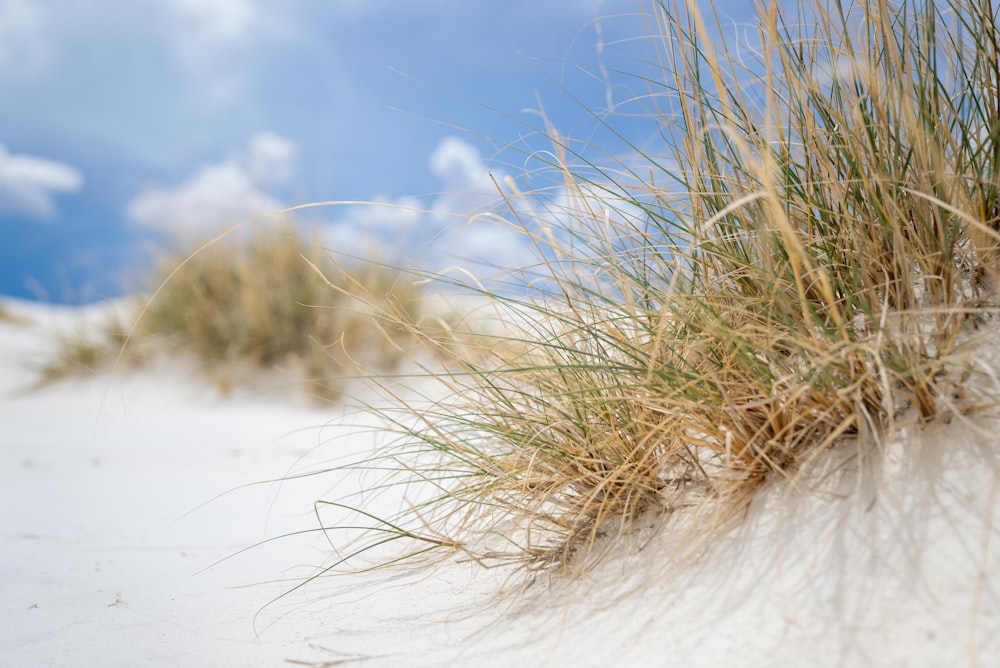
[303,0,1000,582]
[40,315,134,381]
[44,223,428,400]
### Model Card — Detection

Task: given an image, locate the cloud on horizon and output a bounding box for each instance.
[0,143,83,219]
[319,136,532,279]
[317,135,654,284]
[126,131,298,235]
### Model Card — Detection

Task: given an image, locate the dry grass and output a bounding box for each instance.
[40,316,134,380]
[44,224,427,400]
[0,301,30,326]
[300,0,1000,583]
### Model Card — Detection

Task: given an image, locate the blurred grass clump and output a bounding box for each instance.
[45,223,425,400]
[309,0,1000,580]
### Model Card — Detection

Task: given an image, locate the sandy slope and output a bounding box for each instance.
[2,299,999,667]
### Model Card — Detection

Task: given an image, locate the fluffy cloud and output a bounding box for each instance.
[321,195,426,259]
[323,136,531,278]
[423,138,656,279]
[429,136,491,191]
[242,131,298,184]
[427,137,585,278]
[427,137,509,231]
[0,143,83,218]
[126,131,297,236]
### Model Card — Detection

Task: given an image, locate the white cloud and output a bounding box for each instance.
[127,131,297,236]
[446,219,533,274]
[427,136,507,227]
[318,137,529,277]
[242,131,298,185]
[426,137,532,274]
[320,196,426,259]
[425,138,657,280]
[429,136,490,191]
[0,144,83,218]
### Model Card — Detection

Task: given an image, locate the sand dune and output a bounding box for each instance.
[3,299,998,667]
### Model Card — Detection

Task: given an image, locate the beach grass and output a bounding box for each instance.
[0,301,14,322]
[304,0,1000,581]
[43,223,426,400]
[41,315,134,379]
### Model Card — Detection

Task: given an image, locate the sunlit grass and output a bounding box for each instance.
[43,224,428,400]
[302,0,1000,582]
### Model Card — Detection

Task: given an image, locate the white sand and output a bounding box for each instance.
[2,299,999,667]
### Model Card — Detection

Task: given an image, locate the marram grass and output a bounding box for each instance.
[297,0,1000,584]
[43,223,425,400]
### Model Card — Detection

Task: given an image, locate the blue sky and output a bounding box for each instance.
[0,0,753,303]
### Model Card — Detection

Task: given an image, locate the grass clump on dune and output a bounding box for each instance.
[0,299,32,324]
[306,0,1000,580]
[46,224,424,400]
[42,317,134,380]
[138,224,423,398]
